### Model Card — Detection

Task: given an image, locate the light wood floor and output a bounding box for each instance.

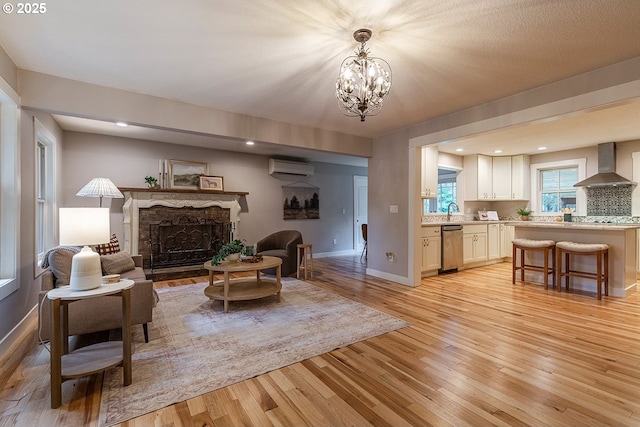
[3,257,640,426]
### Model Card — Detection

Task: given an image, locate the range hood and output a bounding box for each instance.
[573,142,636,188]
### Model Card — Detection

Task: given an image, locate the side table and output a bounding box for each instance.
[47,279,134,408]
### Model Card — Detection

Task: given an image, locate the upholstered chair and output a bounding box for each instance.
[256,230,303,276]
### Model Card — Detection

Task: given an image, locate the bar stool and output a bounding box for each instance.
[556,241,609,300]
[512,238,556,289]
[296,243,314,280]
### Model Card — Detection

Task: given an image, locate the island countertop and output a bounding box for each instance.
[506,221,640,231]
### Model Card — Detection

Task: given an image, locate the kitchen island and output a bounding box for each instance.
[509,221,640,297]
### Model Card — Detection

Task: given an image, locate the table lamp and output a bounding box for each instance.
[59,207,110,291]
[76,177,124,207]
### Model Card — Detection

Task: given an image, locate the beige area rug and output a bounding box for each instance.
[99,278,409,426]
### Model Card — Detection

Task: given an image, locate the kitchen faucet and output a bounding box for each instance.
[447,202,459,222]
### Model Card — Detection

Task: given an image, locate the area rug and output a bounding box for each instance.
[99,278,409,426]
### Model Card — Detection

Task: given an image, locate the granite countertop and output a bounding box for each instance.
[505,221,640,230]
[421,220,640,230]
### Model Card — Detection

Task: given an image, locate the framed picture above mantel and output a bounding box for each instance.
[168,160,208,189]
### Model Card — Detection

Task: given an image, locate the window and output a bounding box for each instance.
[540,167,577,212]
[530,158,586,216]
[0,80,19,300]
[34,119,56,275]
[424,168,458,213]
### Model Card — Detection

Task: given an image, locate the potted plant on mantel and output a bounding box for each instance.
[211,239,245,265]
[517,207,533,221]
[144,175,159,189]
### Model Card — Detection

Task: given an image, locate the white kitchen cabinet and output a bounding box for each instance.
[511,155,530,200]
[464,154,493,200]
[487,223,501,259]
[463,224,488,264]
[492,157,512,200]
[501,224,515,258]
[421,226,441,271]
[421,146,439,198]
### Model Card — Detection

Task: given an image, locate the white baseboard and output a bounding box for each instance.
[365,268,414,287]
[313,250,357,259]
[0,304,37,358]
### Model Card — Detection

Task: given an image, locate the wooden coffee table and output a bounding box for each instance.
[203,255,282,313]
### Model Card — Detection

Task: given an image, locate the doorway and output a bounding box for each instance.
[353,175,368,256]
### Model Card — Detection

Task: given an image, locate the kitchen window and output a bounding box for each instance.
[423,168,458,213]
[540,167,577,212]
[530,158,586,215]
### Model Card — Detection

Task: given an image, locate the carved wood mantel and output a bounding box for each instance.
[120,188,247,255]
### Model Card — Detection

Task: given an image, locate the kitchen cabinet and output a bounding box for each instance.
[487,223,501,259]
[492,157,512,200]
[511,155,530,200]
[464,154,530,201]
[421,226,441,271]
[463,224,487,264]
[464,154,493,200]
[501,224,515,258]
[421,146,439,198]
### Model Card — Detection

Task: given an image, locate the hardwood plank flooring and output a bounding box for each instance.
[2,257,640,426]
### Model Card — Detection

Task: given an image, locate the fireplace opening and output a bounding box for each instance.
[149,216,232,271]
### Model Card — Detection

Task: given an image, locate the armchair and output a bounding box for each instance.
[256,230,303,276]
[38,247,157,343]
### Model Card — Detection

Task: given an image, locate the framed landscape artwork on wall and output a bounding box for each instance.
[168,160,209,189]
[283,183,319,220]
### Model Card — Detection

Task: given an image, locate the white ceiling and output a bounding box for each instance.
[2,0,640,163]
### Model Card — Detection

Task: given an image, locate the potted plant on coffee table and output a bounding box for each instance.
[517,207,533,221]
[211,239,245,265]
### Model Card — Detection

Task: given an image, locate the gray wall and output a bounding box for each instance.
[62,131,366,254]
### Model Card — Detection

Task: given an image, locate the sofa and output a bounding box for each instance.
[38,246,157,343]
[256,230,303,276]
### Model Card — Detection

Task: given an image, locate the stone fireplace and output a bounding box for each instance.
[121,188,243,279]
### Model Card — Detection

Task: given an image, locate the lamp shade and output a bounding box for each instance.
[59,207,110,291]
[76,178,124,206]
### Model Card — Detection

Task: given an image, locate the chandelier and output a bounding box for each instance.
[336,28,392,122]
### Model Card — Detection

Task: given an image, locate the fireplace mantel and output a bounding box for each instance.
[121,188,244,255]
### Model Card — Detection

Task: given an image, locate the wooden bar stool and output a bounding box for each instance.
[556,241,609,300]
[296,243,314,280]
[511,238,556,289]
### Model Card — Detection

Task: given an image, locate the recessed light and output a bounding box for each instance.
[455,148,463,152]
[538,146,547,150]
[115,121,128,127]
[494,149,502,154]
[246,141,255,146]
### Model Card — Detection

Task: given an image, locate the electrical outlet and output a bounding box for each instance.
[386,252,395,262]
[333,238,337,245]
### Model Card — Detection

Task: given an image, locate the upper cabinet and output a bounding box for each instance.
[464,154,530,201]
[421,146,439,198]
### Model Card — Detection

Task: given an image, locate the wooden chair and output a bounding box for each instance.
[361,223,368,261]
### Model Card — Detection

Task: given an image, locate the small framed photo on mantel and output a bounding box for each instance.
[199,175,224,191]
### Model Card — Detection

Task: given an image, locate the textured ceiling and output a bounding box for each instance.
[2,0,640,160]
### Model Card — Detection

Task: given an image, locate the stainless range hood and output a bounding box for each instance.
[573,142,636,188]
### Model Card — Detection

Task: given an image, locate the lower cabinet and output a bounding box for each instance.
[488,223,500,260]
[500,224,515,258]
[463,224,488,264]
[421,226,441,271]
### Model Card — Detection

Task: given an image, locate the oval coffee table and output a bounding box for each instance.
[203,255,283,313]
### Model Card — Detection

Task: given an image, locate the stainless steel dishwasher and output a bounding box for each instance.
[440,224,463,272]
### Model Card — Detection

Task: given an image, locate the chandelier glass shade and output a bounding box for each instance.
[336,29,392,122]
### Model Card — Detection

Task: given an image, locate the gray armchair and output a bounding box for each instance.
[256,230,303,276]
[38,247,157,343]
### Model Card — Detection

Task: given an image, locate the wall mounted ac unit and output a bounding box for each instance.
[268,159,314,177]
